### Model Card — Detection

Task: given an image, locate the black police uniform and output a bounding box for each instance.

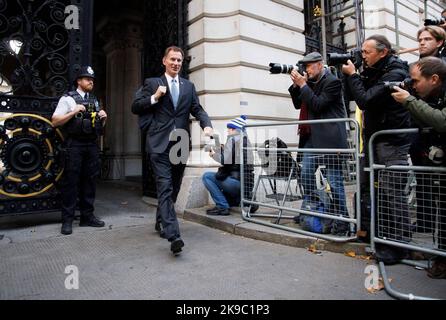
[59,87,104,230]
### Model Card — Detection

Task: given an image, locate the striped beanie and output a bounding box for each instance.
[227,115,247,131]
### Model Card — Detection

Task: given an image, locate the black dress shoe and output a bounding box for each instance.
[79,215,105,228]
[155,221,166,239]
[249,204,259,213]
[61,222,73,235]
[206,206,219,214]
[206,207,230,216]
[170,238,185,256]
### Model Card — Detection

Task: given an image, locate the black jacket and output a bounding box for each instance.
[132,75,212,154]
[289,69,348,149]
[346,55,411,145]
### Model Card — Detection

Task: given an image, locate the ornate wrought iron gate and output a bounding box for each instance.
[0,0,92,216]
[304,0,365,56]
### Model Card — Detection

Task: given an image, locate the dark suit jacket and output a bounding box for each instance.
[289,69,348,149]
[132,75,212,154]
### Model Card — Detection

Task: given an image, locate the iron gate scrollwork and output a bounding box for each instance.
[0,0,92,216]
[304,0,364,55]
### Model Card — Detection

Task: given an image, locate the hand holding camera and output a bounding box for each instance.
[341,60,357,76]
[290,68,308,88]
[390,85,411,104]
[204,134,221,155]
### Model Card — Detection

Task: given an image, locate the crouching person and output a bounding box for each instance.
[202,116,257,216]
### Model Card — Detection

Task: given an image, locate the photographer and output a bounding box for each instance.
[342,35,412,263]
[391,56,446,278]
[202,116,257,216]
[289,52,349,235]
[407,26,445,236]
[418,26,446,60]
[52,66,107,235]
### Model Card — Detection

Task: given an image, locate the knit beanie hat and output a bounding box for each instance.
[227,115,247,131]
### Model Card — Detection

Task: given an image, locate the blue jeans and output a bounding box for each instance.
[202,172,241,209]
[301,153,348,217]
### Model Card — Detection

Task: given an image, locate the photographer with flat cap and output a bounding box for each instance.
[52,66,107,235]
[289,52,350,236]
[342,35,412,264]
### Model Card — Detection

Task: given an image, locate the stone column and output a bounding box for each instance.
[98,16,143,180]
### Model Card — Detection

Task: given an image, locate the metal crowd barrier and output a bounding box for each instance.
[240,119,361,242]
[369,128,446,300]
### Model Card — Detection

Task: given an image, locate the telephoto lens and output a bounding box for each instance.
[424,18,445,26]
[269,63,296,74]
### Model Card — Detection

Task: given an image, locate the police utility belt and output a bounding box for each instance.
[64,91,103,142]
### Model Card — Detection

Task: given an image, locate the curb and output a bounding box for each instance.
[183,207,368,256]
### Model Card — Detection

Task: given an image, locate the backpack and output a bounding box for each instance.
[258,137,297,177]
[297,191,334,234]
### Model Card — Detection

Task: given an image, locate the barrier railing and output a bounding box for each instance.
[240,119,361,242]
[368,128,446,300]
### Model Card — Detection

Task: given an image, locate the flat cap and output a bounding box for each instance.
[299,52,323,64]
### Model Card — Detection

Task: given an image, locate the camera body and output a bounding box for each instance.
[327,49,363,68]
[383,78,413,92]
[269,63,305,76]
[424,18,446,26]
[204,134,221,153]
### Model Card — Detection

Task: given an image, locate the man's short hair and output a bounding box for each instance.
[416,56,446,81]
[417,25,446,43]
[365,35,393,54]
[164,46,184,59]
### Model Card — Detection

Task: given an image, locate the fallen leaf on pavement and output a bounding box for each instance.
[366,277,393,294]
[308,244,322,255]
[345,251,356,258]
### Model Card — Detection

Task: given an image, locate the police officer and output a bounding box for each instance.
[52,66,107,235]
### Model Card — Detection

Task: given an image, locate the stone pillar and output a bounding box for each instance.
[98,16,143,180]
[175,0,305,211]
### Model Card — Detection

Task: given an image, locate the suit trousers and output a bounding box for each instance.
[149,143,187,241]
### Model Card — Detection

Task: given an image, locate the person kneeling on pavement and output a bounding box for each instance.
[202,116,258,216]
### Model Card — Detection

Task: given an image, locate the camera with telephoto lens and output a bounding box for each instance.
[327,49,363,68]
[424,18,446,26]
[383,78,413,92]
[269,63,305,76]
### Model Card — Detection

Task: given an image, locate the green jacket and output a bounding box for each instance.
[403,94,446,133]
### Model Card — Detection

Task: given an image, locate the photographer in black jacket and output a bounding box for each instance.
[342,35,412,264]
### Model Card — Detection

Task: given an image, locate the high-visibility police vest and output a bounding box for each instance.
[64,91,103,141]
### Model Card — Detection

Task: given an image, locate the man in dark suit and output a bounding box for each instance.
[132,46,213,255]
[289,52,349,236]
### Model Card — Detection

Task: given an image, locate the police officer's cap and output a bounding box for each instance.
[299,52,323,64]
[76,66,95,80]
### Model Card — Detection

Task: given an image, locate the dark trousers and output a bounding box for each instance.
[375,142,412,243]
[149,146,187,241]
[60,140,100,222]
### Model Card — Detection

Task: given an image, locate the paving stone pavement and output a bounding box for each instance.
[0,182,444,300]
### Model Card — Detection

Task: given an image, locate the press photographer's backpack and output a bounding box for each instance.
[258,138,296,177]
[297,191,334,234]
